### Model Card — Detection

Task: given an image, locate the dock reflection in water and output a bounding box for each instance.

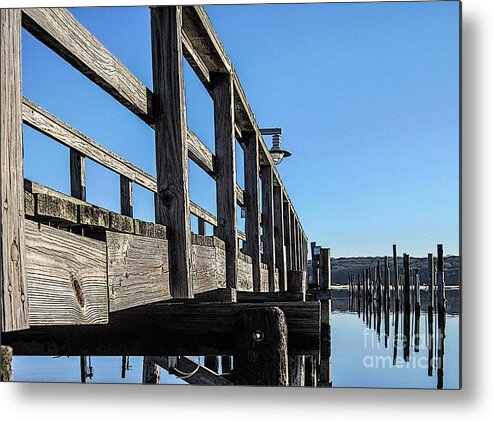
[330,287,460,389]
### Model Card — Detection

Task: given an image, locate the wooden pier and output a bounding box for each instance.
[0,6,319,385]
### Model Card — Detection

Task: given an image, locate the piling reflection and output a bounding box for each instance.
[344,244,455,390]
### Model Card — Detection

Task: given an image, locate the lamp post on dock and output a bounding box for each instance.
[260,128,292,165]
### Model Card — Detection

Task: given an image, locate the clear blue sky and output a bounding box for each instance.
[21,1,460,257]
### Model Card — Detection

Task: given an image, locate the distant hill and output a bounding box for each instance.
[311,255,460,286]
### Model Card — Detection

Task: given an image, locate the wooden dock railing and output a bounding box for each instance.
[1,6,308,335]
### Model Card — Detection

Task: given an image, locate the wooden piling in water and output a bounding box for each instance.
[142,356,160,384]
[428,253,435,311]
[1,346,13,382]
[414,269,421,309]
[393,244,399,304]
[204,356,219,372]
[288,355,305,386]
[437,244,445,313]
[221,356,232,374]
[403,253,411,308]
[233,307,288,386]
[304,355,316,387]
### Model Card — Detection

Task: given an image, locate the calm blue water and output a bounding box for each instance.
[11,300,460,388]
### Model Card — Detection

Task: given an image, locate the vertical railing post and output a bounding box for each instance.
[212,71,238,289]
[273,186,286,291]
[151,6,193,298]
[70,150,86,201]
[260,164,275,292]
[243,132,261,291]
[120,175,133,217]
[1,9,29,332]
[283,200,292,272]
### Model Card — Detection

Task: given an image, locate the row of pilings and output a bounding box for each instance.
[347,244,448,389]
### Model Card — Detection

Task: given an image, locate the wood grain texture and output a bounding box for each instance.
[213,72,238,289]
[4,301,321,356]
[261,164,276,292]
[237,252,253,291]
[21,8,153,124]
[273,186,286,291]
[243,131,261,292]
[79,204,109,228]
[1,345,13,381]
[107,231,170,312]
[191,239,219,294]
[187,128,214,176]
[24,191,35,217]
[151,356,233,386]
[0,9,29,332]
[24,219,108,325]
[70,149,86,201]
[151,6,193,299]
[109,212,134,233]
[182,29,211,87]
[35,192,78,224]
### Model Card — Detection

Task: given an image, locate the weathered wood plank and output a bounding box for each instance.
[151,356,233,386]
[182,6,231,74]
[79,204,109,228]
[194,288,237,303]
[24,219,108,325]
[107,231,170,312]
[182,29,211,87]
[187,128,215,176]
[192,238,219,294]
[213,71,238,289]
[70,149,86,201]
[243,131,262,292]
[24,191,35,217]
[134,219,167,239]
[3,301,320,355]
[21,8,153,123]
[35,192,78,224]
[261,164,276,291]
[152,6,193,299]
[237,291,304,303]
[274,186,286,291]
[109,211,133,233]
[237,252,253,292]
[0,9,29,332]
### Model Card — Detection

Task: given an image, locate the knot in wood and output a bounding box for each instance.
[71,273,85,308]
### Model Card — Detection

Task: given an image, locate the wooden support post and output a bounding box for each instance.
[428,253,435,310]
[70,149,86,201]
[377,260,382,303]
[151,6,193,298]
[233,307,288,386]
[1,9,29,332]
[283,200,292,272]
[288,355,305,386]
[142,356,160,384]
[320,248,331,290]
[243,132,261,292]
[80,356,87,383]
[304,355,316,387]
[204,356,219,372]
[260,164,275,291]
[318,298,331,387]
[273,186,287,291]
[437,244,446,313]
[212,71,238,289]
[287,270,306,301]
[120,175,133,217]
[310,242,320,287]
[221,356,232,374]
[1,346,13,382]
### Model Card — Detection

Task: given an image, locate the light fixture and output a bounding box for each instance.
[260,128,292,165]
